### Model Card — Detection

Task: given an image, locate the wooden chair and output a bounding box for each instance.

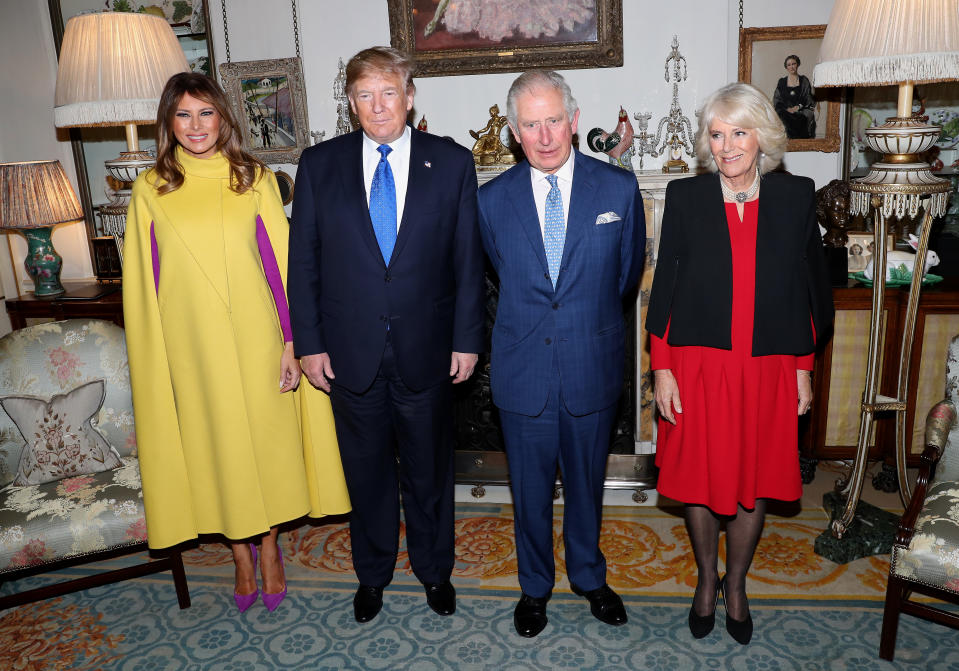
[879,335,959,660]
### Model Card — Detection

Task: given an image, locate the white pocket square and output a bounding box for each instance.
[595,211,621,225]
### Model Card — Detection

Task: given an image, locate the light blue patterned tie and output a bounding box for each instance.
[369,144,397,264]
[543,174,565,290]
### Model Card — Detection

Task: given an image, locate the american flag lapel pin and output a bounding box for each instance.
[424,161,431,168]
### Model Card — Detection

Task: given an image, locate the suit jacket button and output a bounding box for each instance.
[552,303,559,310]
[544,272,550,279]
[545,337,552,345]
[384,273,392,282]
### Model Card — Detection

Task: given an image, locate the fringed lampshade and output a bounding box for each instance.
[53,10,188,263]
[0,161,84,297]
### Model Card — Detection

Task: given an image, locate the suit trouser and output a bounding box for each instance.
[498,353,616,598]
[329,336,455,587]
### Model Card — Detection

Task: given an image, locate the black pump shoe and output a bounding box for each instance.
[688,576,721,639]
[720,577,754,644]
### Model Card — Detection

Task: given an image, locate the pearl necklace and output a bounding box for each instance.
[720,167,760,203]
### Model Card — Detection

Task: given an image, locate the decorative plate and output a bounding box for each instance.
[850,271,944,287]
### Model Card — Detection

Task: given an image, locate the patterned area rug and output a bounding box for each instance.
[3,503,959,670]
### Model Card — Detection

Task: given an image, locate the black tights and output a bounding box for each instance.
[685,500,766,620]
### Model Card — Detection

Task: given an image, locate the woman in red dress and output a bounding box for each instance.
[645,82,833,644]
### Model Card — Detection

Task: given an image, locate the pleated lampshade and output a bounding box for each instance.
[0,161,83,231]
[813,0,959,88]
[54,11,189,128]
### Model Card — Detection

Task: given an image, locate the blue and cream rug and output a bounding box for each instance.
[3,503,959,670]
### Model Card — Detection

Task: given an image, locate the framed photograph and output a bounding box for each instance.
[387,0,623,77]
[846,231,894,273]
[738,25,841,153]
[219,58,311,165]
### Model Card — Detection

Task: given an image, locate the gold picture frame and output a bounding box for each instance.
[738,25,841,153]
[219,58,311,165]
[387,0,623,77]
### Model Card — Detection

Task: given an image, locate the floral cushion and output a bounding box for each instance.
[1,380,123,487]
[890,475,959,593]
[0,457,146,574]
[0,320,135,490]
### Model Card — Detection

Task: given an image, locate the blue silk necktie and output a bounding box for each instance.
[369,144,397,265]
[543,174,565,290]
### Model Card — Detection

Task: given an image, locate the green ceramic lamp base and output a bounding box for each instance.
[20,226,64,297]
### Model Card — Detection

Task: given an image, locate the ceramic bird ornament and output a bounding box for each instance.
[587,107,635,170]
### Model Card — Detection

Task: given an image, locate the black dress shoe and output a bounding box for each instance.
[720,577,753,644]
[688,577,721,639]
[570,583,627,626]
[353,585,384,623]
[424,581,456,616]
[514,593,549,637]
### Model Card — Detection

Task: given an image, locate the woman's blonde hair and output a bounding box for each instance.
[694,82,787,174]
[153,72,264,195]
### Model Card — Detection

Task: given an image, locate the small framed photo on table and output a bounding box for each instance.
[846,231,894,273]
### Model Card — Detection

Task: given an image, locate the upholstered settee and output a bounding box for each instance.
[0,319,189,611]
[880,333,959,660]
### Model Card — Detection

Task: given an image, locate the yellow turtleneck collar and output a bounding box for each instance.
[175,145,230,178]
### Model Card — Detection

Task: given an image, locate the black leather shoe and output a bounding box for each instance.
[571,583,627,626]
[514,593,549,637]
[720,577,753,644]
[353,585,384,623]
[688,577,721,639]
[424,581,456,616]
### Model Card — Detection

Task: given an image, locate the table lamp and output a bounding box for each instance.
[53,10,188,260]
[813,0,959,541]
[0,161,84,297]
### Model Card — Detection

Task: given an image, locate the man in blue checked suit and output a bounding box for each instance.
[478,70,645,638]
[288,47,484,624]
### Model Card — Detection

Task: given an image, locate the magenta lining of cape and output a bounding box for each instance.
[149,216,293,342]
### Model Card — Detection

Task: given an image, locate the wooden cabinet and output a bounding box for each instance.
[802,278,959,473]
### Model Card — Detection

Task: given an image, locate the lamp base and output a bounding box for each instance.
[20,227,64,297]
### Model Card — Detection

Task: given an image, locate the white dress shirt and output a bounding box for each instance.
[362,126,411,229]
[529,151,575,237]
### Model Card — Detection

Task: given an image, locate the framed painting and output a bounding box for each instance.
[388,0,623,77]
[219,58,311,165]
[738,25,841,153]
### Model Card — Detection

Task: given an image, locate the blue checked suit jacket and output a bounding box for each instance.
[478,150,645,417]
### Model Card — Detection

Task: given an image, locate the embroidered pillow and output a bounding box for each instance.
[0,380,123,487]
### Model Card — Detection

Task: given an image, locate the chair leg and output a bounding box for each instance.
[170,550,191,610]
[880,574,904,661]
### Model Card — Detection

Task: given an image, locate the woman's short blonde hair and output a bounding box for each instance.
[694,82,787,174]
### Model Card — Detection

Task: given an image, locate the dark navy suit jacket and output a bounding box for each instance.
[478,151,645,417]
[288,129,485,393]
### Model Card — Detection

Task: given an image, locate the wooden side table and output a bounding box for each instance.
[4,282,123,330]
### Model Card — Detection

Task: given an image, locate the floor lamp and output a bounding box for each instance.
[53,10,188,264]
[812,0,959,540]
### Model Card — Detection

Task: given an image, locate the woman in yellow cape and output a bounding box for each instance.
[123,73,349,613]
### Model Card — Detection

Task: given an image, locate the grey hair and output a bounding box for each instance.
[506,70,578,128]
[694,82,787,174]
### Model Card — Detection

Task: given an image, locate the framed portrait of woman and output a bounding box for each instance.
[738,25,841,153]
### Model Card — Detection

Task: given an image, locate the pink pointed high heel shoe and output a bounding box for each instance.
[262,545,288,612]
[234,543,259,613]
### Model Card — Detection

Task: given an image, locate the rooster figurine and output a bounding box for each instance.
[587,107,635,171]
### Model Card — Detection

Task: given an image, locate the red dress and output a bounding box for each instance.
[651,200,812,515]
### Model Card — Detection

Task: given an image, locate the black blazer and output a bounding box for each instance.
[645,171,833,356]
[288,129,485,392]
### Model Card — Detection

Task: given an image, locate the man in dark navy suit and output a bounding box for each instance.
[288,46,484,623]
[478,70,645,637]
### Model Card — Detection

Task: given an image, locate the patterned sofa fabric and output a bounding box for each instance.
[0,320,135,490]
[0,457,146,574]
